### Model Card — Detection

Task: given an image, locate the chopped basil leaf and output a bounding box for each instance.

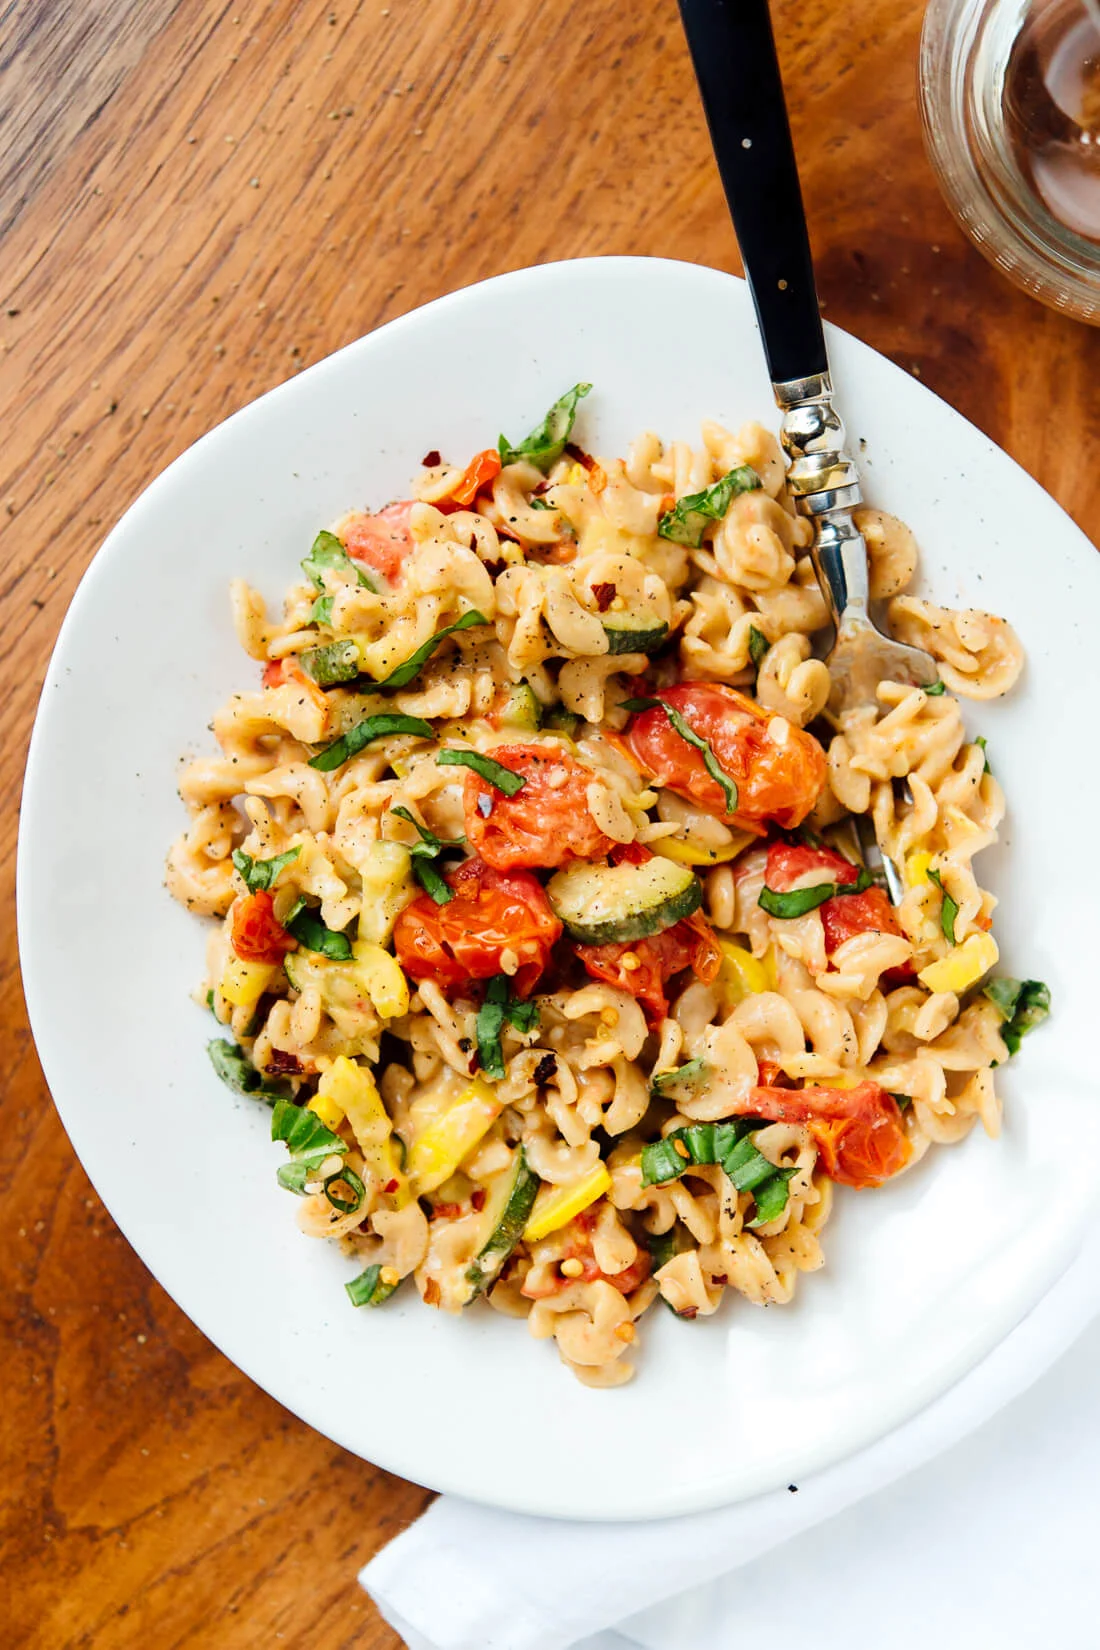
[389,805,465,858]
[747,1167,798,1227]
[976,735,991,773]
[300,639,361,686]
[346,1262,399,1307]
[650,1058,709,1098]
[983,977,1051,1056]
[311,594,335,626]
[390,805,466,905]
[619,696,739,813]
[302,528,375,594]
[529,495,555,510]
[640,1118,761,1187]
[283,894,306,926]
[232,844,301,894]
[284,905,354,959]
[924,680,946,696]
[498,382,592,472]
[748,625,769,671]
[324,1165,366,1214]
[657,466,761,548]
[374,609,488,691]
[476,974,539,1080]
[207,1038,291,1100]
[640,1119,794,1222]
[271,1097,348,1193]
[309,712,433,772]
[926,867,959,946]
[758,866,872,919]
[436,748,526,795]
[276,1161,313,1195]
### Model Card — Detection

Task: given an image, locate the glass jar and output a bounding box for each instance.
[920,0,1100,322]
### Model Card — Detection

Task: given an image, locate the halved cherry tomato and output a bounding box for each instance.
[438,448,502,511]
[392,854,560,996]
[462,743,616,871]
[573,842,719,1021]
[738,1080,911,1188]
[261,654,330,719]
[625,683,825,831]
[230,891,296,964]
[765,841,912,982]
[341,501,415,584]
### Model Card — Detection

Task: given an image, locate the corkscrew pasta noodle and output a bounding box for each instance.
[168,388,1046,1386]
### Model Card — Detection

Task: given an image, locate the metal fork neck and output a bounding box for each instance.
[774,371,869,625]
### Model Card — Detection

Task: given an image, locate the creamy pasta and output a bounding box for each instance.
[168,385,1050,1386]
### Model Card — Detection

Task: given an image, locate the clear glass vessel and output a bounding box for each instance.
[921,0,1100,322]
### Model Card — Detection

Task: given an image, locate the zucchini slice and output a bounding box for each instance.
[465,1146,539,1297]
[547,855,701,945]
[497,681,542,731]
[603,619,668,656]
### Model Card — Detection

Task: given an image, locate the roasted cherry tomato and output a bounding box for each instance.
[740,1080,911,1189]
[463,743,616,871]
[341,501,415,584]
[765,841,912,981]
[624,683,826,831]
[439,448,503,510]
[230,891,296,964]
[577,908,720,1023]
[392,854,561,996]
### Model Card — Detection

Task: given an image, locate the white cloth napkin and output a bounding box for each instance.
[362,1230,1100,1650]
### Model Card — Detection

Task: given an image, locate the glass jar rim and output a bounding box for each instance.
[920,0,1100,323]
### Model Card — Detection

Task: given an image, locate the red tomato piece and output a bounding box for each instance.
[462,743,616,871]
[764,841,858,892]
[765,841,913,982]
[392,854,561,997]
[577,906,720,1023]
[439,448,503,511]
[740,1080,911,1189]
[230,891,296,964]
[625,683,825,831]
[341,502,415,584]
[261,654,330,717]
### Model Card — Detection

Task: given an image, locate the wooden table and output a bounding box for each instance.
[3,1,1097,1643]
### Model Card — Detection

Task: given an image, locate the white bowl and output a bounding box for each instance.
[19,257,1100,1520]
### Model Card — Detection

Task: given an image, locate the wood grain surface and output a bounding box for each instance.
[3,1,1097,1645]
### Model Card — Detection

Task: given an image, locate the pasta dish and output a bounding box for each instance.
[167,385,1049,1386]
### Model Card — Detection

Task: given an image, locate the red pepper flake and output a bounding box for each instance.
[383,1178,399,1195]
[591,582,616,613]
[678,1306,699,1319]
[533,1052,558,1086]
[471,1188,487,1212]
[564,442,595,470]
[430,1201,463,1221]
[423,1277,441,1306]
[421,449,441,467]
[265,1049,302,1076]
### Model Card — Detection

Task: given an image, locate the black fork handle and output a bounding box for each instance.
[676,0,827,387]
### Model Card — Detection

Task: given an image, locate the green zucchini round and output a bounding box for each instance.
[603,620,669,656]
[547,855,702,946]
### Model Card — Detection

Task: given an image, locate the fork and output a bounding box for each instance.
[676,0,938,901]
